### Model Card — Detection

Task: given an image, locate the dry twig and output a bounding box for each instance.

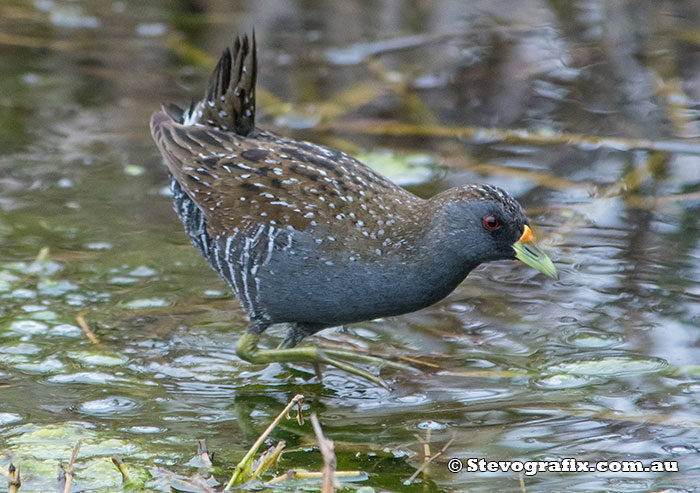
[310,414,337,493]
[8,464,20,493]
[198,439,213,469]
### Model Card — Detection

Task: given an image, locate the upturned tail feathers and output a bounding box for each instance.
[175,32,257,136]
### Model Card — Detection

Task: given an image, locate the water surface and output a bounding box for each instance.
[1,0,699,491]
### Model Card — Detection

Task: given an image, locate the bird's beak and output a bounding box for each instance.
[512,225,558,278]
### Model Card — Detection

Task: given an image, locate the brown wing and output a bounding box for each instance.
[150,112,422,240]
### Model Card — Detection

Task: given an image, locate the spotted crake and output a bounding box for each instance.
[150,32,556,385]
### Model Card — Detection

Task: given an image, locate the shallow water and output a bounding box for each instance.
[1,0,699,491]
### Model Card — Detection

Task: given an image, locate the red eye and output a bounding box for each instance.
[483,216,500,230]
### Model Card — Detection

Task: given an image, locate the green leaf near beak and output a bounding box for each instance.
[513,226,558,278]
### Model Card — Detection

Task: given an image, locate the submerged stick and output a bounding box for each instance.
[322,120,700,155]
[405,432,455,484]
[76,314,100,345]
[264,470,363,486]
[62,439,82,493]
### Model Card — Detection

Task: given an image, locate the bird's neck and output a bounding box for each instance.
[389,199,479,307]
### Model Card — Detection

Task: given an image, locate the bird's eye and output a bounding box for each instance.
[483,216,500,231]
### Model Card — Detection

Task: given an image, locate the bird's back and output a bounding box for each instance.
[150,34,424,255]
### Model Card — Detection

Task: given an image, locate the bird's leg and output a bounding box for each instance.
[313,363,324,383]
[284,323,410,373]
[235,330,409,388]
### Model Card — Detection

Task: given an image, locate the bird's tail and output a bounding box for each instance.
[179,32,257,136]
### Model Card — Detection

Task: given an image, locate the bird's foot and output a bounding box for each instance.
[236,332,408,388]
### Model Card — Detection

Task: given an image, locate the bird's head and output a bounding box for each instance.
[430,184,557,277]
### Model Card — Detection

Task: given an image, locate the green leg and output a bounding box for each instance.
[236,332,408,387]
[313,362,324,383]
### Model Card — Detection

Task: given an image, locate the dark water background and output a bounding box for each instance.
[1,0,699,491]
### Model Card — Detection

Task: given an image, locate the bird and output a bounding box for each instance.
[150,32,556,386]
